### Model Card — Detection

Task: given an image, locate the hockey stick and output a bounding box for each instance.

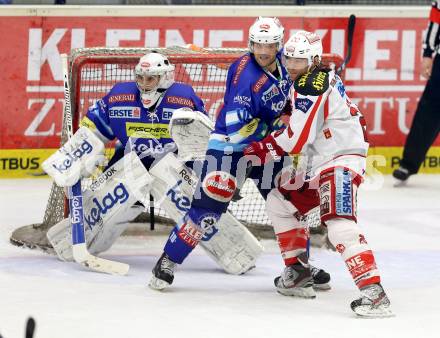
[61,53,129,276]
[26,317,35,338]
[336,14,356,75]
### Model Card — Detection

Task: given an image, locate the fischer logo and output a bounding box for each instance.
[52,139,93,173]
[259,24,270,30]
[141,62,150,68]
[109,106,141,119]
[84,182,130,228]
[166,180,191,213]
[202,171,237,203]
[89,167,117,192]
[70,196,83,224]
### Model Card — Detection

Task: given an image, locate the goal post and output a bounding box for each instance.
[9,46,344,250]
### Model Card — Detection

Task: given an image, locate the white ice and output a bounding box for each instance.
[0,176,439,338]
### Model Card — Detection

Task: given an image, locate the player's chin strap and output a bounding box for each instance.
[169,108,214,161]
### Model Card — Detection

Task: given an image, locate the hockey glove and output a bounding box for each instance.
[243,134,284,165]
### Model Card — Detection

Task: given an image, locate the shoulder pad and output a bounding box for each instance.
[294,68,329,96]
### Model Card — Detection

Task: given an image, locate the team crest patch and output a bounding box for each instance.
[202,171,237,203]
[336,81,346,98]
[295,98,313,113]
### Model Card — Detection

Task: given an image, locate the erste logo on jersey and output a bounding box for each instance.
[262,84,280,104]
[295,98,313,113]
[109,106,141,119]
[202,171,237,203]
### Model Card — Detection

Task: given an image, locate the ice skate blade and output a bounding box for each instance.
[276,286,316,299]
[148,276,171,291]
[313,283,331,291]
[353,305,395,318]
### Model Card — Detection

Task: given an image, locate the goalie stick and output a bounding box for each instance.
[61,53,129,276]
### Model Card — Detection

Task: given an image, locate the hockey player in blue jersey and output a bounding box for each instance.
[42,52,207,261]
[149,17,330,290]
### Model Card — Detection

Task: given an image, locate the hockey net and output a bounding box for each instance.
[10,47,344,250]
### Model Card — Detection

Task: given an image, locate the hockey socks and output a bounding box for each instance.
[164,222,204,264]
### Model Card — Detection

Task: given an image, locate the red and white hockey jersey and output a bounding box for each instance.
[273,68,369,179]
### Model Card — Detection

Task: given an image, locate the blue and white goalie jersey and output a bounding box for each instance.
[82,81,205,167]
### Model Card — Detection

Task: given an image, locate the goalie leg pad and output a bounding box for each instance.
[149,153,263,274]
[47,152,152,261]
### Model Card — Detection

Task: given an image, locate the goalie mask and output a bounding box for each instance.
[134,52,175,108]
[248,17,284,53]
[283,31,323,68]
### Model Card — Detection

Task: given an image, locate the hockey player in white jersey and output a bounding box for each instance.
[244,31,393,317]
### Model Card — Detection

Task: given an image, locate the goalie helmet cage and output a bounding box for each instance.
[10,47,344,250]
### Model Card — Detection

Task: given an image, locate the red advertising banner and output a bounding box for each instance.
[0,15,436,152]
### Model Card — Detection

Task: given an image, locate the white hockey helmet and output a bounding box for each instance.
[134,52,175,108]
[248,17,284,52]
[283,30,323,67]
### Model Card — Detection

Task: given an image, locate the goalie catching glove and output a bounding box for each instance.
[42,127,106,187]
[169,107,214,161]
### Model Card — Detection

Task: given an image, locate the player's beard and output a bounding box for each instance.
[255,54,277,72]
[288,66,309,81]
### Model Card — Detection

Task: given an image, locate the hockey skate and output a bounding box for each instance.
[149,253,176,291]
[274,255,316,299]
[351,283,394,318]
[310,264,331,291]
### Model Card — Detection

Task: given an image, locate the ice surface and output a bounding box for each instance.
[0,176,439,338]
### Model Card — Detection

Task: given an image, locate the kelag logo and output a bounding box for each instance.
[52,139,93,173]
[70,196,83,225]
[166,180,191,213]
[84,183,130,228]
